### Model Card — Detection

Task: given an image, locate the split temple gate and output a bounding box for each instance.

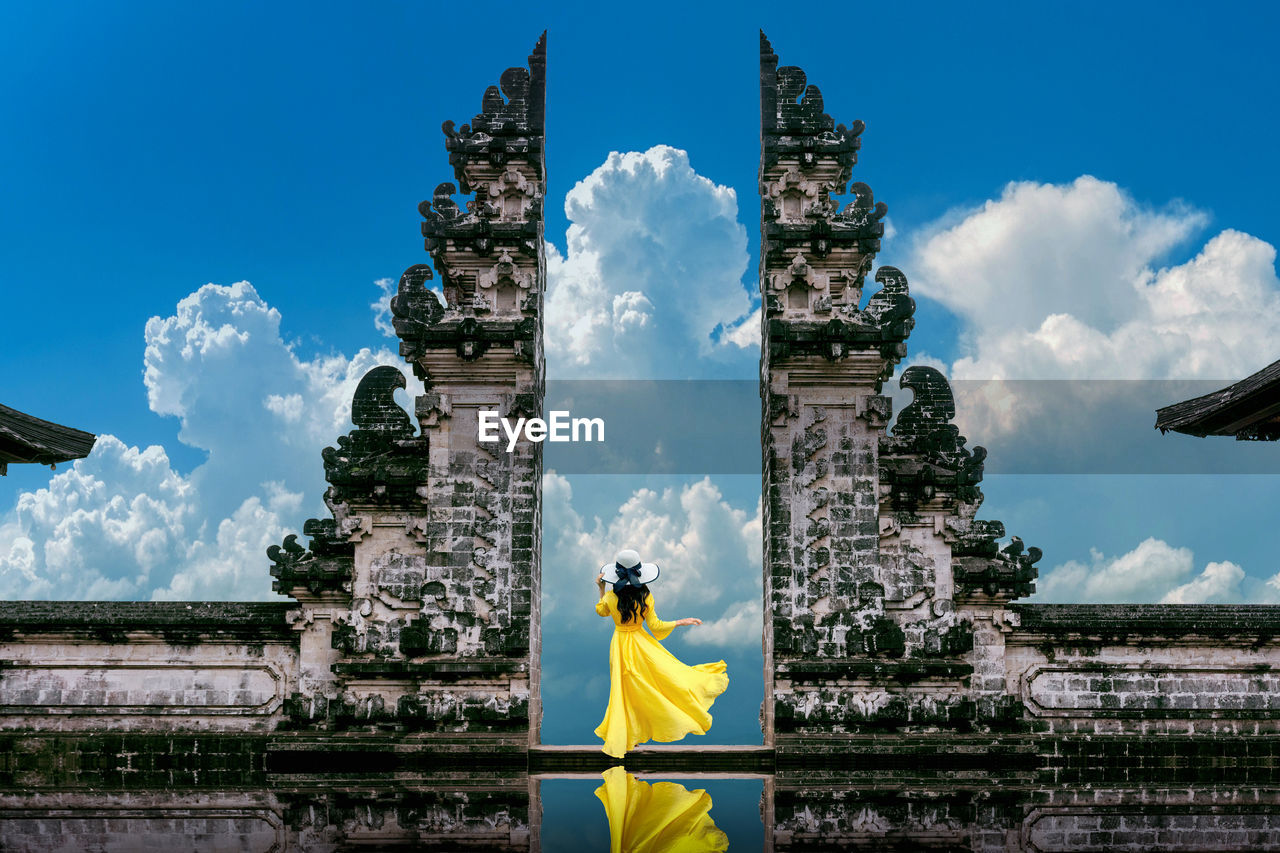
[4,32,1280,850]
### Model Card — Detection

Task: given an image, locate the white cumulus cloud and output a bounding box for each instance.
[903,177,1280,606]
[545,146,759,378]
[541,473,761,646]
[1033,537,1280,604]
[910,176,1280,382]
[685,598,762,648]
[0,280,420,600]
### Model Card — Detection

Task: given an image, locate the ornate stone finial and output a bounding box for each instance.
[268,519,356,597]
[765,265,915,363]
[892,366,986,476]
[950,519,1043,601]
[760,33,865,177]
[351,367,414,437]
[860,266,916,338]
[321,366,426,505]
[266,534,306,575]
[442,34,547,193]
[401,35,545,369]
[879,366,986,509]
[775,65,832,136]
[421,182,462,224]
[839,182,889,230]
[890,367,958,448]
[390,264,445,336]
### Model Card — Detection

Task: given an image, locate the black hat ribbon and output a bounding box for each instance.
[611,561,644,594]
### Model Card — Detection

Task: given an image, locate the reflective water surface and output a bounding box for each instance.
[4,765,1280,851]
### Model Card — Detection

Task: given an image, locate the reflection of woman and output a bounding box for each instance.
[594,549,729,758]
[595,766,729,853]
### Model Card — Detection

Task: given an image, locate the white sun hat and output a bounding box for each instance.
[599,548,660,590]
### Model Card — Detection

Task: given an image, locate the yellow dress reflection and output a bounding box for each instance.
[594,766,730,853]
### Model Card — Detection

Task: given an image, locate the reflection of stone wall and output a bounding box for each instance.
[0,798,285,853]
[770,778,1280,852]
[0,787,532,852]
[10,775,1280,852]
[4,735,1280,851]
[1027,811,1280,852]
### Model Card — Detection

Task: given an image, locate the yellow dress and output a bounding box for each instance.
[594,766,730,853]
[594,590,729,758]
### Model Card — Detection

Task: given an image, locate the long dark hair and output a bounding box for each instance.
[616,583,649,624]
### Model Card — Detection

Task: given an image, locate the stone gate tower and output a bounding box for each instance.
[759,33,1037,753]
[270,34,547,746]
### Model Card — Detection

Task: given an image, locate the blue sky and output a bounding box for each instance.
[4,2,1280,742]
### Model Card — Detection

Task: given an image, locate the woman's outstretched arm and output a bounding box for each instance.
[594,572,610,616]
[643,594,702,640]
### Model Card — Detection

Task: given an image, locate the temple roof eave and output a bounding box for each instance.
[0,403,97,472]
[1155,358,1280,439]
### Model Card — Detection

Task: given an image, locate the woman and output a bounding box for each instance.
[593,548,729,758]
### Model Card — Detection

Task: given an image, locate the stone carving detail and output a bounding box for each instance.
[948,519,1042,600]
[485,167,542,221]
[394,34,546,374]
[858,266,915,333]
[442,34,546,189]
[370,551,430,604]
[761,32,865,174]
[765,266,915,363]
[888,367,966,454]
[762,169,827,223]
[768,252,828,295]
[1025,665,1280,716]
[878,366,985,509]
[838,181,889,229]
[390,264,445,334]
[761,34,911,710]
[268,519,354,596]
[476,250,534,314]
[321,366,427,506]
[0,665,283,713]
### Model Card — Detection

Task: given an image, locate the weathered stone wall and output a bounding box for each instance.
[0,36,550,749]
[0,603,297,732]
[0,787,533,851]
[1004,605,1280,735]
[758,33,1042,745]
[770,780,1280,852]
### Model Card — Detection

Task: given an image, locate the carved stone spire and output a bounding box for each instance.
[269,36,546,741]
[760,35,1039,747]
[395,34,546,376]
[760,34,919,748]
